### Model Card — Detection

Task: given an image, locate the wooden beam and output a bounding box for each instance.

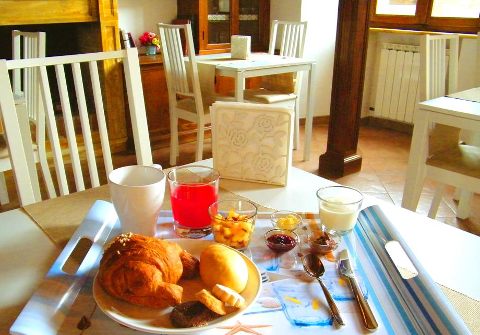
[318,0,371,178]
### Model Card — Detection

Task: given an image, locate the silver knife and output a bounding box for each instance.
[338,249,379,331]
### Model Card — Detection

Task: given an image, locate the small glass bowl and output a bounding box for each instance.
[270,210,302,231]
[307,231,339,254]
[264,228,299,253]
[209,199,257,250]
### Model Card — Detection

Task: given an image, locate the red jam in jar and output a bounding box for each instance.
[266,233,297,252]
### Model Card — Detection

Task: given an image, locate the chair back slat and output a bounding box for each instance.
[161,26,190,94]
[55,64,85,192]
[159,23,203,108]
[72,62,100,189]
[270,20,307,59]
[39,65,69,197]
[12,30,46,123]
[89,60,114,176]
[421,34,459,101]
[1,49,152,206]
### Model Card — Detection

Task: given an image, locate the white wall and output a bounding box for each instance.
[118,0,177,51]
[270,0,339,118]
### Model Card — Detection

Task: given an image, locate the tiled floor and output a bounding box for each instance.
[2,123,479,237]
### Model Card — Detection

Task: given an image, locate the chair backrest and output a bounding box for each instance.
[263,20,308,94]
[268,20,308,58]
[12,30,46,122]
[419,34,459,101]
[0,48,153,206]
[419,34,460,155]
[157,23,204,113]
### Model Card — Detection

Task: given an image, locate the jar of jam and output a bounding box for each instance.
[264,228,299,252]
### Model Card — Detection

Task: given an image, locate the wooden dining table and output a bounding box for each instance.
[1,159,479,334]
[195,53,315,161]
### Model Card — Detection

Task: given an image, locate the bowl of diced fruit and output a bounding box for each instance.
[270,210,302,231]
[208,199,258,250]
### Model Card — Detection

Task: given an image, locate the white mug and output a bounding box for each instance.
[108,165,166,236]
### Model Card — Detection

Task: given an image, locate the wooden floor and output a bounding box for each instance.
[2,123,479,237]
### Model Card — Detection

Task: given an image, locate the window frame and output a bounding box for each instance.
[369,0,480,34]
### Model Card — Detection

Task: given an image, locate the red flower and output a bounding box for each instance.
[139,32,160,47]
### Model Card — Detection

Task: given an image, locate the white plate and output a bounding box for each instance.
[93,239,262,334]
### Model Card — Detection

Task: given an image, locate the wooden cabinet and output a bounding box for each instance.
[138,55,170,145]
[177,0,270,54]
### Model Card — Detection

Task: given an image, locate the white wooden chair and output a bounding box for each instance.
[244,20,307,149]
[0,30,46,205]
[158,23,220,166]
[402,34,480,219]
[0,48,153,206]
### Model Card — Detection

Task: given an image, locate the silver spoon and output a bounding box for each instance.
[302,253,345,326]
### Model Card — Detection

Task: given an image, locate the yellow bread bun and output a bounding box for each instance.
[199,244,248,293]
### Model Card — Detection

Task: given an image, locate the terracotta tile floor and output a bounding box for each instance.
[2,123,479,237]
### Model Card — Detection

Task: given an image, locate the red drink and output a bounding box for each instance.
[167,166,220,238]
[171,183,218,228]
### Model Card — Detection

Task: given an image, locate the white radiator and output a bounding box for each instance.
[373,43,420,124]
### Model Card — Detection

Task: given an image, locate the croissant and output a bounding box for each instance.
[98,233,199,308]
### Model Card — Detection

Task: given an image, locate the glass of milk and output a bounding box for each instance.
[316,185,363,237]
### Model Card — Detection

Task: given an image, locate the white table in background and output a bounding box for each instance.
[196,53,315,161]
[402,90,480,211]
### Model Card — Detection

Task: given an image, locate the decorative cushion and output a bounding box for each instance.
[210,101,294,186]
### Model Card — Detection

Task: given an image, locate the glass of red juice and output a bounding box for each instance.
[167,165,220,238]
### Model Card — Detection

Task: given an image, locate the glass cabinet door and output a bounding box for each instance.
[208,0,231,45]
[238,0,260,48]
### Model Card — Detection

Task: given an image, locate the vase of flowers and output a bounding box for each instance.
[139,32,160,55]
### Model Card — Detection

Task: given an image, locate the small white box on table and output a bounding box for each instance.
[231,35,251,59]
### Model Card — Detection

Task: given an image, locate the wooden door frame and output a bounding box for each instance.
[318,0,370,178]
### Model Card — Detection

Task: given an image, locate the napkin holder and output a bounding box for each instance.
[231,35,251,59]
[211,101,294,186]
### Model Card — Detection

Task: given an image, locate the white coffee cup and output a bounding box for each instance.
[108,165,166,236]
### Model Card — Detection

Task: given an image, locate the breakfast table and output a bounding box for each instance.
[1,159,479,334]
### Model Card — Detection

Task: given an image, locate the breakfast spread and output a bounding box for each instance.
[98,234,250,328]
[212,209,255,249]
[97,233,199,308]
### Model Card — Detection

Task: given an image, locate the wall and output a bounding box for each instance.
[363,31,478,119]
[118,0,177,52]
[270,0,339,118]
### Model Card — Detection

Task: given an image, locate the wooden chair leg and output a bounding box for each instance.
[0,172,9,205]
[456,190,472,219]
[170,114,179,166]
[195,123,205,162]
[428,184,445,219]
[293,98,300,150]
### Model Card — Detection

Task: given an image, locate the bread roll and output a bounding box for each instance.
[199,244,248,293]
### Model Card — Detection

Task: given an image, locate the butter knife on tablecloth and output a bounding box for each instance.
[338,249,378,331]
